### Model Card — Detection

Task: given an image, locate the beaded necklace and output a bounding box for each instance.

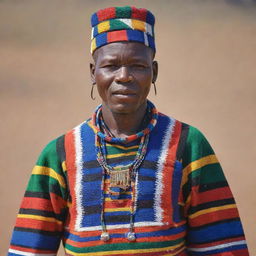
[93,101,158,242]
[92,100,158,143]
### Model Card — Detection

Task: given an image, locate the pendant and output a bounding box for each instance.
[109,168,131,191]
[126,232,136,241]
[100,232,110,242]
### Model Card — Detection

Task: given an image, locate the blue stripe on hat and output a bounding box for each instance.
[126,29,144,43]
[96,32,108,49]
[146,11,155,25]
[91,13,99,27]
[93,26,98,38]
[148,34,155,51]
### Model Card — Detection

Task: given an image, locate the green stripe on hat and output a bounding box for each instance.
[109,19,131,31]
[116,6,132,18]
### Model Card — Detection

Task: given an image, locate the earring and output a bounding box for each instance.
[91,82,96,100]
[153,82,157,96]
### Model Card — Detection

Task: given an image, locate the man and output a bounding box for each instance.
[8,6,249,256]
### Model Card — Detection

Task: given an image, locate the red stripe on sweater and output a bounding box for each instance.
[162,120,182,225]
[66,219,186,238]
[15,218,63,231]
[49,192,67,214]
[98,246,186,256]
[64,230,186,248]
[189,207,239,227]
[208,248,249,256]
[191,186,233,206]
[20,194,66,215]
[65,129,77,230]
[105,199,131,209]
[20,197,52,211]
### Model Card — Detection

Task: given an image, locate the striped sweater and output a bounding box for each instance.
[8,113,249,256]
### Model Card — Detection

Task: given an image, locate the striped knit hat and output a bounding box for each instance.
[90,6,155,54]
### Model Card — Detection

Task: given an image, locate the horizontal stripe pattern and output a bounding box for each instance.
[188,240,247,252]
[8,115,249,256]
[8,137,67,255]
[9,248,56,256]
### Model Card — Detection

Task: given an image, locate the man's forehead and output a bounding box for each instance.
[93,42,154,61]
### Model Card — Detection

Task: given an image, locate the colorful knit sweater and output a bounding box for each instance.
[8,113,249,256]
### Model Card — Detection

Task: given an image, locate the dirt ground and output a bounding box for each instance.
[1,0,255,255]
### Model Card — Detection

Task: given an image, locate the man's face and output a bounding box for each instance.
[90,42,158,114]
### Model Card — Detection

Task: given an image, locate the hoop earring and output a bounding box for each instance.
[153,82,157,96]
[91,83,96,100]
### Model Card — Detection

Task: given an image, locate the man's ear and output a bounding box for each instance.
[90,63,96,84]
[152,60,158,83]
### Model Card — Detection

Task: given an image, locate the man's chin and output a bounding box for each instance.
[108,102,139,115]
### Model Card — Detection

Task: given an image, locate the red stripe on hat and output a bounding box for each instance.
[107,30,128,43]
[97,7,116,22]
[131,6,147,21]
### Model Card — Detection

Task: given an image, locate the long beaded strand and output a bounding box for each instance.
[92,101,158,242]
[97,134,149,242]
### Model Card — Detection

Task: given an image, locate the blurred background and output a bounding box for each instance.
[0,0,255,254]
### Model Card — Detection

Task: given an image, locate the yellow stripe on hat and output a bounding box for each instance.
[131,19,146,32]
[91,38,96,54]
[97,20,110,33]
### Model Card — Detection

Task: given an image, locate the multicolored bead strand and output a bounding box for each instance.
[93,100,158,242]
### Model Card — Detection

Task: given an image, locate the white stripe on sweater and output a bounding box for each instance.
[187,240,247,252]
[8,248,56,256]
[154,117,176,223]
[74,123,84,231]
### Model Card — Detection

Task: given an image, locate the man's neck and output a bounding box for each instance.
[101,103,147,139]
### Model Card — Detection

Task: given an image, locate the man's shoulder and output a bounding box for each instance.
[38,118,91,158]
[158,112,205,141]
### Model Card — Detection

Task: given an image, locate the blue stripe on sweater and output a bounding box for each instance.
[187,220,245,243]
[64,224,187,242]
[172,160,183,223]
[10,230,59,250]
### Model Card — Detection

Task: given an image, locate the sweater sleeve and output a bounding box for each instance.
[8,136,68,256]
[180,126,249,256]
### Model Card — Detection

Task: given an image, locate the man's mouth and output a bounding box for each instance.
[112,90,137,96]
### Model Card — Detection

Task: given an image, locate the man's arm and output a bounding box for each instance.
[8,136,68,256]
[181,126,249,255]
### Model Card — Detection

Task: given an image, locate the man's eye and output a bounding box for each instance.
[132,64,147,69]
[102,64,118,68]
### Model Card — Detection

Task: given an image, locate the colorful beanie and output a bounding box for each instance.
[90,6,155,54]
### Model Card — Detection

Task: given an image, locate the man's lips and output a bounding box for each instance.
[112,90,137,96]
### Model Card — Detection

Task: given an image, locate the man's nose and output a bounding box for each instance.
[115,66,133,83]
